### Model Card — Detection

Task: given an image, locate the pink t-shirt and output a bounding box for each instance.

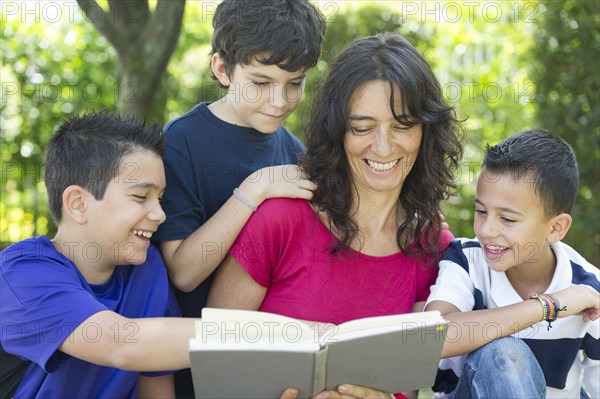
[230,198,454,325]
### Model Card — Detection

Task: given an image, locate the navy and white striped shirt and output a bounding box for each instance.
[426,239,599,399]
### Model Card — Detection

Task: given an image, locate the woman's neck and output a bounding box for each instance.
[349,190,404,256]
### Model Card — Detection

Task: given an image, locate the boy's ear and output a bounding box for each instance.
[62,185,90,225]
[211,52,231,87]
[546,213,572,244]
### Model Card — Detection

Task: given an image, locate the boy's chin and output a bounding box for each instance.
[119,252,147,266]
[254,125,281,134]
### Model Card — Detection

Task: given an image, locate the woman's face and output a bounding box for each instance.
[344,80,422,196]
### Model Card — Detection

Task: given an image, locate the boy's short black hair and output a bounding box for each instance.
[44,111,164,224]
[211,0,326,82]
[483,129,579,217]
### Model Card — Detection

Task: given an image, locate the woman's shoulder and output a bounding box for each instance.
[439,228,455,250]
[257,198,313,216]
[249,198,320,235]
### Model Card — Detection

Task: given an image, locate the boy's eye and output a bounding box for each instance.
[474,209,486,215]
[500,217,516,224]
[251,81,269,87]
[288,82,303,88]
[133,195,147,201]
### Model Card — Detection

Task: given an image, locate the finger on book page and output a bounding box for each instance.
[279,387,299,399]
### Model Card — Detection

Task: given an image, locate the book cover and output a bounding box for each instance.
[190,308,447,399]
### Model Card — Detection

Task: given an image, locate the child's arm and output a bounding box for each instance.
[58,310,197,371]
[160,165,315,292]
[427,284,600,358]
[137,374,175,398]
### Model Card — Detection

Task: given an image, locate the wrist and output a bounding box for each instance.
[232,188,257,212]
[528,293,562,330]
[238,179,265,206]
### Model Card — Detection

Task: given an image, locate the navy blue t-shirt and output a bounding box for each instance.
[154,102,305,317]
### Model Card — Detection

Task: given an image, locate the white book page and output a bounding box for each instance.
[320,311,445,343]
[191,308,321,352]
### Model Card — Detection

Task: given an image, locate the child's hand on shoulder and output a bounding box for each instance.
[552,284,600,322]
[240,165,316,206]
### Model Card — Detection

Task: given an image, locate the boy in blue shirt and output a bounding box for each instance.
[0,112,310,399]
[0,112,191,398]
[153,1,325,395]
[426,129,599,398]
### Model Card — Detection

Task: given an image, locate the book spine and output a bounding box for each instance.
[311,347,329,396]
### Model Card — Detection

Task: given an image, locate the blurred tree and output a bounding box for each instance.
[76,0,185,125]
[531,0,600,265]
[2,13,117,246]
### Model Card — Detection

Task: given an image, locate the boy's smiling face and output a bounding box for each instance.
[211,55,306,133]
[473,169,558,274]
[84,150,166,267]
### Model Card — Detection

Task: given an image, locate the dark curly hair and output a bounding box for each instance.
[211,0,326,85]
[301,33,463,255]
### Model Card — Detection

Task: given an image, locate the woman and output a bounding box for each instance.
[208,33,463,398]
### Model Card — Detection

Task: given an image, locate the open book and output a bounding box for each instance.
[190,308,448,399]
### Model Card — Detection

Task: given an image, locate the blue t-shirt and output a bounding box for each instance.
[153,102,306,317]
[0,236,180,399]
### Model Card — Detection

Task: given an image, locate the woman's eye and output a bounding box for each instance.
[393,124,416,131]
[350,127,371,135]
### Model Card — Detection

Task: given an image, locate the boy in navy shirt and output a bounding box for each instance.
[154,1,325,395]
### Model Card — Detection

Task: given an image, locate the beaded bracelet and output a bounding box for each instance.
[529,293,564,330]
[233,188,257,212]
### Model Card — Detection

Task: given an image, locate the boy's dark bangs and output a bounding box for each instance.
[254,45,314,72]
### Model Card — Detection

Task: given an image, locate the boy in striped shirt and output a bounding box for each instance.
[426,129,599,398]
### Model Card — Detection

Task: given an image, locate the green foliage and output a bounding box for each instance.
[530,0,600,265]
[1,13,116,245]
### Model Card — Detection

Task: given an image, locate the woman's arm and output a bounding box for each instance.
[207,254,268,310]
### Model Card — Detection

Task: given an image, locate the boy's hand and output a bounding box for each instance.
[552,284,600,322]
[314,385,394,399]
[240,165,316,206]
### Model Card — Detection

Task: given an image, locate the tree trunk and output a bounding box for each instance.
[76,0,185,125]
